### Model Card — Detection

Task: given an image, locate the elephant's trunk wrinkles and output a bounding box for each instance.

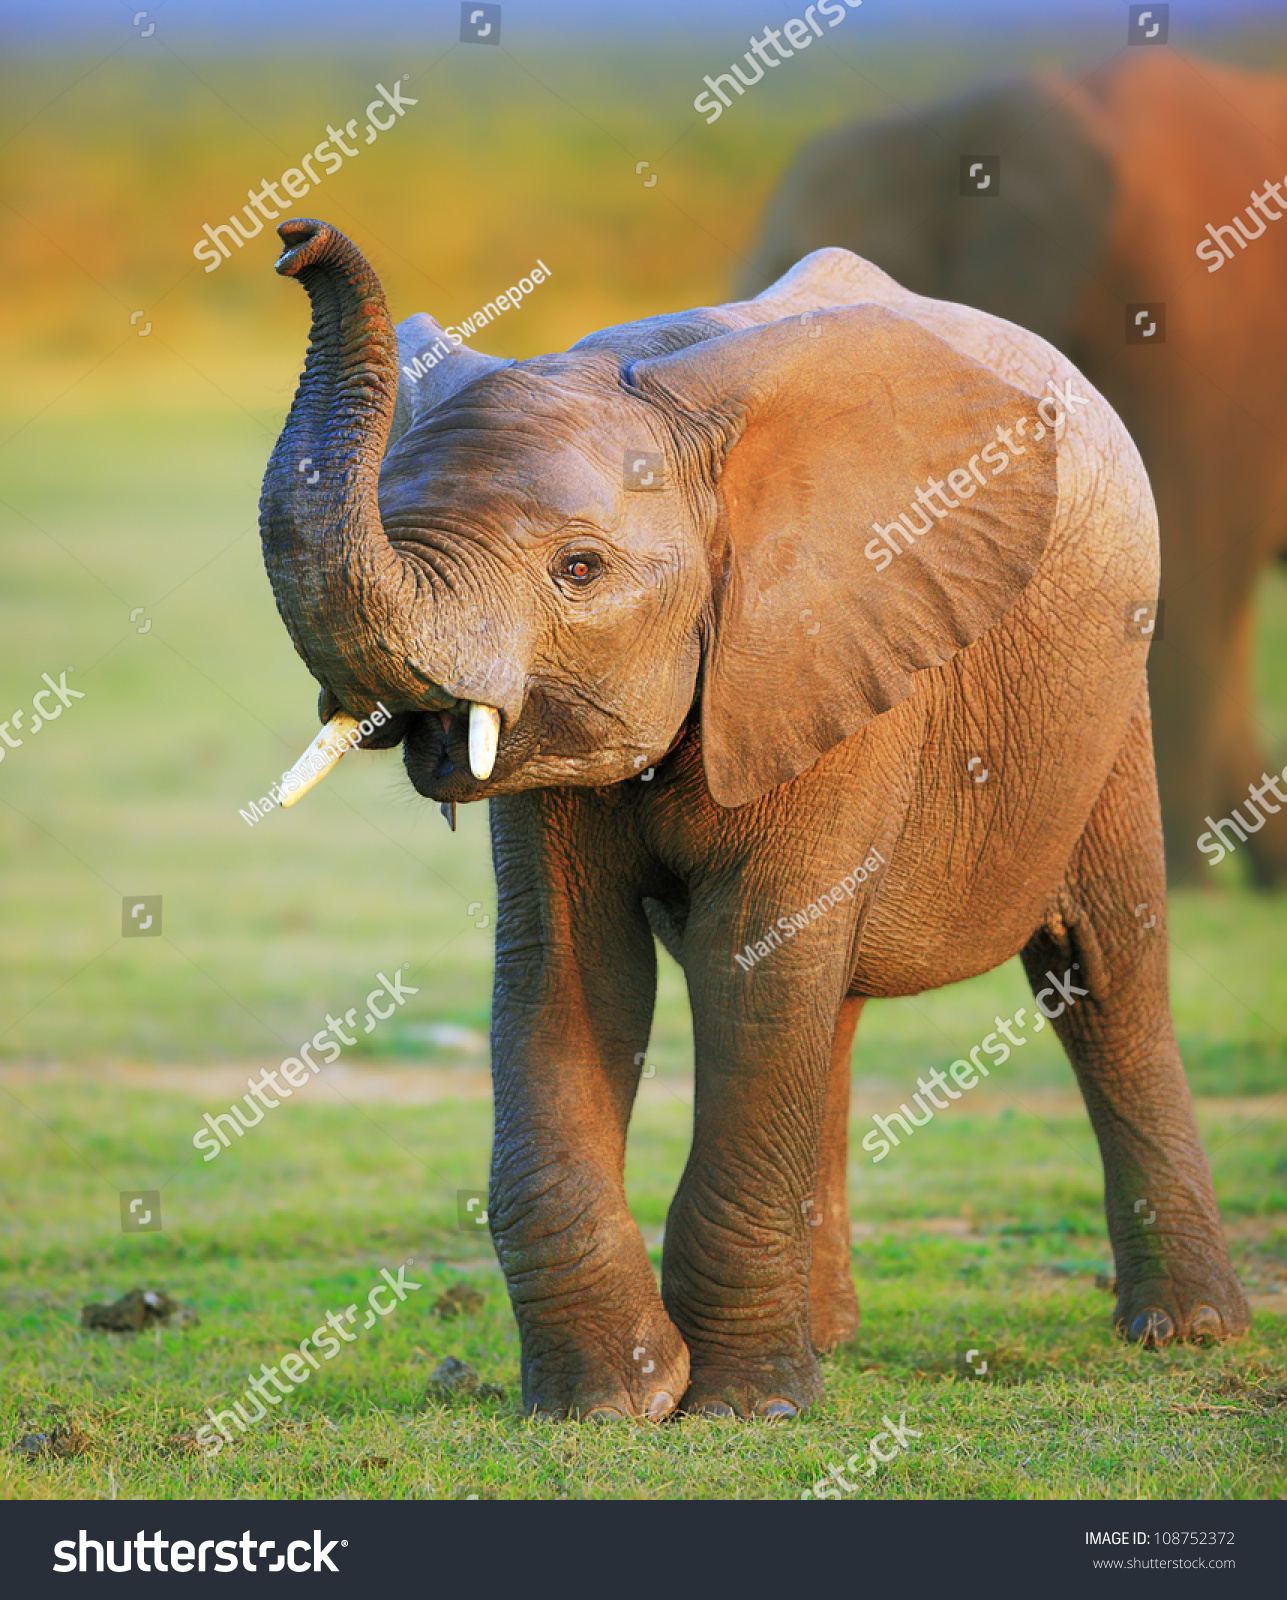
[258,218,460,713]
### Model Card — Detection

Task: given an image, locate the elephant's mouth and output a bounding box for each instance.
[403,704,497,801]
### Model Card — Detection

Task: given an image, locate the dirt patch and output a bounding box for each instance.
[14,1423,89,1461]
[0,1059,494,1105]
[5,1062,1282,1122]
[81,1288,196,1333]
[432,1282,485,1319]
[425,1357,505,1404]
[1224,1216,1287,1242]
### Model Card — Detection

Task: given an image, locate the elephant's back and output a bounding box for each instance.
[1066,53,1287,544]
[738,72,1117,350]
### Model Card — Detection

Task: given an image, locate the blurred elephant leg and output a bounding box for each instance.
[807,995,863,1354]
[487,790,689,1421]
[1147,586,1239,885]
[1213,598,1287,888]
[1021,691,1248,1347]
[1151,582,1287,886]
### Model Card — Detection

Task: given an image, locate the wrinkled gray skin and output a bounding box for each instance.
[741,53,1287,885]
[259,219,1247,1421]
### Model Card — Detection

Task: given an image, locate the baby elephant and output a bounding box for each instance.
[259,219,1248,1420]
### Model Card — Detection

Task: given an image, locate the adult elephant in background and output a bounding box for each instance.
[257,217,1247,1421]
[741,50,1287,885]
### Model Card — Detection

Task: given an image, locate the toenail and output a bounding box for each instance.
[645,1391,675,1422]
[756,1399,799,1421]
[582,1405,626,1423]
[1190,1305,1223,1342]
[696,1400,736,1419]
[1129,1308,1175,1346]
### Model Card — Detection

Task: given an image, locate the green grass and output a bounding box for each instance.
[1,1077,1284,1499]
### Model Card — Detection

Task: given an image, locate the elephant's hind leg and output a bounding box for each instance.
[1021,689,1248,1346]
[808,996,863,1354]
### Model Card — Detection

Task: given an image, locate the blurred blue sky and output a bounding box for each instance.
[7,0,1286,43]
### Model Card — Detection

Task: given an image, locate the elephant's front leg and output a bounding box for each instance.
[487,792,688,1421]
[663,899,854,1419]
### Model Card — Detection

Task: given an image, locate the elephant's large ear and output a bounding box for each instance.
[386,313,513,453]
[630,304,1058,807]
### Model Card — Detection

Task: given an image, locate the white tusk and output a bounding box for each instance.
[468,702,501,781]
[278,713,362,808]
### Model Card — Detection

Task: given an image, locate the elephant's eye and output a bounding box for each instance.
[554,550,604,588]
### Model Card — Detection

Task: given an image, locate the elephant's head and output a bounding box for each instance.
[260,222,1057,812]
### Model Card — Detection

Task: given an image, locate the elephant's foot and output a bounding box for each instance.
[1113,1257,1250,1347]
[809,1266,860,1354]
[521,1320,690,1422]
[493,1168,690,1422]
[680,1347,825,1421]
[663,1187,826,1417]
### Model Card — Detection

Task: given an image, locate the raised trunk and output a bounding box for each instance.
[259,219,461,714]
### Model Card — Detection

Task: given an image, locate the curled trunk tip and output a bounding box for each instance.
[275,218,347,278]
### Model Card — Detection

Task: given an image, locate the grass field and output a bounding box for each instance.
[2,33,1287,1499]
[2,1071,1285,1499]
